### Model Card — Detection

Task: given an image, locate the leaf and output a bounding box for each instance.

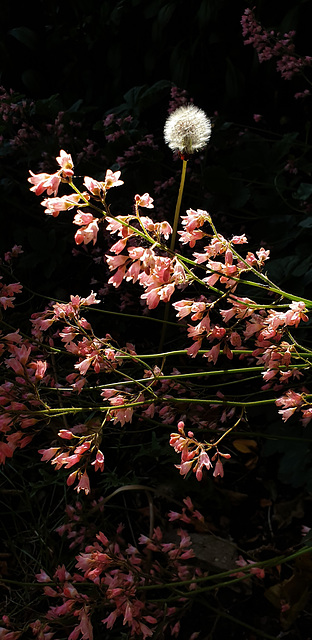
[138,80,172,110]
[266,255,300,283]
[123,85,148,109]
[31,94,63,117]
[270,133,298,165]
[233,439,258,454]
[265,578,309,630]
[292,254,312,277]
[68,98,84,113]
[303,267,312,286]
[265,553,312,630]
[299,216,312,228]
[155,2,176,27]
[9,26,38,50]
[278,4,301,32]
[293,182,312,201]
[273,496,304,528]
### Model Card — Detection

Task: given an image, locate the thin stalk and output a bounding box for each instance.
[170,159,188,252]
[159,159,188,354]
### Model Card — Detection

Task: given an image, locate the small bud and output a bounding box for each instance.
[164,104,211,157]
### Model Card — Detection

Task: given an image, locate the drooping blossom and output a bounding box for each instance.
[41,193,85,217]
[134,193,154,208]
[73,211,99,245]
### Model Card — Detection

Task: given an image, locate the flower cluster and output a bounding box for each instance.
[0,304,51,464]
[275,389,312,427]
[241,8,312,88]
[19,148,311,488]
[1,134,310,499]
[170,421,231,480]
[35,518,206,639]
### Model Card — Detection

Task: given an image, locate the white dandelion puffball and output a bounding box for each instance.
[164,104,211,155]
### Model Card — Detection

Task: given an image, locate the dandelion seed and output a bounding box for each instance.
[164,104,211,157]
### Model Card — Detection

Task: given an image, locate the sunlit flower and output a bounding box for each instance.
[164,104,211,156]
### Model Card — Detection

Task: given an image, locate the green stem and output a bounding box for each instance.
[139,543,312,592]
[170,159,188,252]
[159,159,188,354]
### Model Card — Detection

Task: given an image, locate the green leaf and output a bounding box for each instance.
[266,255,300,282]
[31,94,63,117]
[293,183,312,201]
[123,85,148,109]
[292,255,312,277]
[9,26,38,50]
[270,133,298,165]
[303,268,312,286]
[68,98,84,112]
[299,217,312,228]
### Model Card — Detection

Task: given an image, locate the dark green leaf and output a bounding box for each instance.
[9,26,38,50]
[293,183,312,201]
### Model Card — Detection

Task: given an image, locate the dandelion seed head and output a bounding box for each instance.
[164,104,211,156]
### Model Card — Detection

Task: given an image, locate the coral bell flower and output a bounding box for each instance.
[135,193,154,208]
[56,149,74,176]
[28,171,61,197]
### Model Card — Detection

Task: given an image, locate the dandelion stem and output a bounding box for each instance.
[159,159,188,355]
[170,159,188,252]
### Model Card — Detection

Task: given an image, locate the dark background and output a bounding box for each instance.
[1,0,311,122]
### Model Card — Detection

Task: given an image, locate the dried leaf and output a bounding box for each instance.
[233,439,258,454]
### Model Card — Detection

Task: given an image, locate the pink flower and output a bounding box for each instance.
[278,406,297,422]
[41,193,83,217]
[58,429,74,440]
[213,457,224,478]
[173,299,194,319]
[35,569,51,583]
[74,218,99,246]
[84,176,103,197]
[91,449,104,472]
[67,470,78,486]
[301,407,312,427]
[234,555,265,579]
[178,228,205,247]
[276,389,303,409]
[102,610,118,630]
[56,150,74,176]
[76,470,91,495]
[181,208,210,232]
[81,291,100,306]
[28,359,47,380]
[38,447,59,462]
[294,89,310,99]
[157,221,172,239]
[203,342,221,364]
[28,171,61,197]
[194,451,212,481]
[135,193,154,208]
[104,169,124,189]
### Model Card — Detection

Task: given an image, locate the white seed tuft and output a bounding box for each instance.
[164,104,211,155]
